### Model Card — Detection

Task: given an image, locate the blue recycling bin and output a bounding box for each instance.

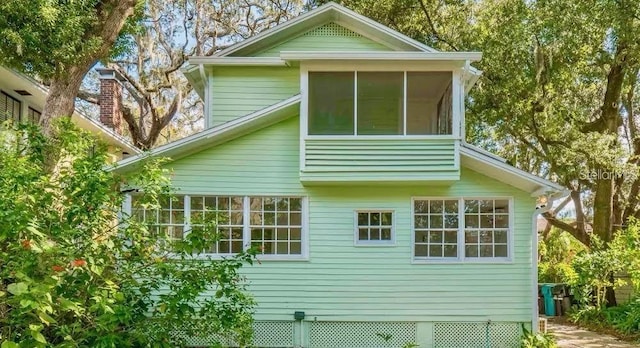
[541,284,556,316]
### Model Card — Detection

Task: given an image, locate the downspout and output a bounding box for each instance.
[531,189,570,332]
[198,64,210,129]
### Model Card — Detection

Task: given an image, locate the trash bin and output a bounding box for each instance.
[541,284,556,316]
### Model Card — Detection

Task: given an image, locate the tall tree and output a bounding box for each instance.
[80,0,303,150]
[315,0,640,253]
[0,0,141,135]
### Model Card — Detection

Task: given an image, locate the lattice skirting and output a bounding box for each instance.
[175,320,525,348]
[433,322,523,348]
[308,321,417,348]
[174,321,295,347]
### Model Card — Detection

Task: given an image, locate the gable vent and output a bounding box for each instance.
[304,22,361,37]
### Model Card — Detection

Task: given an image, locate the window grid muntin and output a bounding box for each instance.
[190,195,244,254]
[132,195,186,246]
[414,199,459,258]
[249,197,303,256]
[412,197,512,261]
[356,211,394,244]
[463,199,510,259]
[130,195,306,258]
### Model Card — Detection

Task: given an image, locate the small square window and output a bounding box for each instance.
[355,211,394,245]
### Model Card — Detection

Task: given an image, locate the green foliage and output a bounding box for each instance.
[538,229,583,284]
[520,325,557,348]
[0,120,255,347]
[0,0,142,79]
[571,221,640,307]
[571,297,640,336]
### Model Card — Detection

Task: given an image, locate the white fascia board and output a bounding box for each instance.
[460,143,565,195]
[280,51,482,61]
[187,57,287,66]
[113,94,301,172]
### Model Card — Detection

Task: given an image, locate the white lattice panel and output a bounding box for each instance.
[309,321,417,348]
[305,22,361,37]
[253,321,296,347]
[433,322,523,348]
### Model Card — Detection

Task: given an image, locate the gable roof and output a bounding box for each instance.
[215,2,436,57]
[0,66,139,155]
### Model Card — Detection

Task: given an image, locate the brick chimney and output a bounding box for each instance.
[97,68,124,134]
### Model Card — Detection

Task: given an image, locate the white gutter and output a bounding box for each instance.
[198,64,210,129]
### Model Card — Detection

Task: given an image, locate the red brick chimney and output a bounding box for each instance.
[97,68,124,134]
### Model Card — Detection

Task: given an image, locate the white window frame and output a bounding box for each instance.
[126,193,309,261]
[300,62,462,140]
[353,210,396,247]
[411,197,514,264]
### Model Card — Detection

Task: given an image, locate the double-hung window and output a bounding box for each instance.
[413,198,512,262]
[130,194,307,259]
[355,211,394,245]
[308,71,453,136]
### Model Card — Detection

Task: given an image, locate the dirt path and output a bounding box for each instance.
[548,321,640,348]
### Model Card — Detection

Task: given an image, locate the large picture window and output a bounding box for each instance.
[308,71,453,136]
[413,198,511,261]
[130,195,306,258]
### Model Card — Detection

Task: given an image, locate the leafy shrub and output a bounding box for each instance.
[571,298,640,336]
[520,326,557,348]
[570,222,640,307]
[0,121,256,347]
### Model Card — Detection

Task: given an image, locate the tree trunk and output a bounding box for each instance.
[39,68,87,136]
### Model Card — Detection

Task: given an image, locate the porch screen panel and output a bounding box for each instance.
[357,72,403,135]
[308,72,354,135]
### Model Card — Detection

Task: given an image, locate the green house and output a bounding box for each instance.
[115,3,566,347]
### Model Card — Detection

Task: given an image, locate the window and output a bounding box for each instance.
[0,91,21,123]
[132,195,185,246]
[308,71,453,135]
[414,200,458,258]
[356,211,394,245]
[27,107,41,124]
[130,195,306,258]
[463,199,510,258]
[413,198,511,261]
[191,196,244,254]
[308,72,354,135]
[250,197,303,255]
[357,72,404,135]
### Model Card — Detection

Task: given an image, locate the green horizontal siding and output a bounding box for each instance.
[209,67,299,127]
[165,117,536,323]
[255,22,392,57]
[302,138,458,182]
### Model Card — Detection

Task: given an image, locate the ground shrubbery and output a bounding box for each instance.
[539,221,640,340]
[0,121,256,347]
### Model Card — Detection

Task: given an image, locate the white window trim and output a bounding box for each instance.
[302,67,461,139]
[411,197,514,264]
[353,209,396,247]
[125,193,310,261]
